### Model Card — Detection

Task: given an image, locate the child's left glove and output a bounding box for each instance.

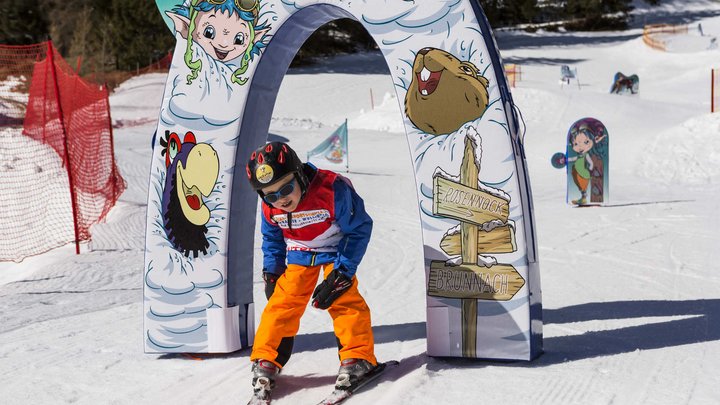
[311,268,352,309]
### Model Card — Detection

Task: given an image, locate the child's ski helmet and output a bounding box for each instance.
[247,142,308,195]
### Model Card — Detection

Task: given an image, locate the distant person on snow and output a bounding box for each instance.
[245,141,377,402]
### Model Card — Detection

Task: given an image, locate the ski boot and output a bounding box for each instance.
[248,359,279,405]
[317,359,398,404]
[572,191,587,206]
[335,358,375,389]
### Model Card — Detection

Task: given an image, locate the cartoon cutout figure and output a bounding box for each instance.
[566,120,607,205]
[166,0,271,85]
[405,47,490,135]
[160,130,220,257]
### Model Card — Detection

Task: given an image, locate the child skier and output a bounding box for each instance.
[246,141,377,403]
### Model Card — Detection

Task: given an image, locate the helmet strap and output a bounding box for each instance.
[294,172,308,202]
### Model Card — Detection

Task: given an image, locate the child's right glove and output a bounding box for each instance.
[262,271,279,300]
[311,268,352,309]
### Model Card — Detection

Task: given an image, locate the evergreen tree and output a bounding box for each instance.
[110,0,175,71]
[293,19,376,66]
[38,1,114,74]
[486,0,540,26]
[477,0,662,30]
[1,0,668,79]
[563,0,635,30]
[0,0,49,45]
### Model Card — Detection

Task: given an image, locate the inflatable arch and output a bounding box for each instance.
[144,0,542,360]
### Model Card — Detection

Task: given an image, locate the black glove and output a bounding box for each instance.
[262,271,279,300]
[312,268,352,310]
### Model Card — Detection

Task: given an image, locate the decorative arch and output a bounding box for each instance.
[145,0,541,360]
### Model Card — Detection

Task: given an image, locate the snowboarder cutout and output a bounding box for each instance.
[610,72,639,95]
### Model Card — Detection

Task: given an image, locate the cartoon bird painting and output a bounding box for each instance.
[160,130,219,257]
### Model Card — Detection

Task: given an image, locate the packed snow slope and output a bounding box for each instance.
[1,1,719,404]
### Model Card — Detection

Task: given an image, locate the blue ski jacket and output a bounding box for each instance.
[260,164,372,278]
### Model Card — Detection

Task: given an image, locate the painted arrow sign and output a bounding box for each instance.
[427,262,525,301]
[440,223,516,256]
[432,175,509,226]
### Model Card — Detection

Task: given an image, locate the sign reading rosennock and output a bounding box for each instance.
[432,176,509,226]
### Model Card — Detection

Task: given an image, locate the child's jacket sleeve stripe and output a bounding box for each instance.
[261,213,287,275]
[332,178,373,278]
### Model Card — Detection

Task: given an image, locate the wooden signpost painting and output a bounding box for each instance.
[429,134,525,357]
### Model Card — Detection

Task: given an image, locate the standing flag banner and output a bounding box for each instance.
[307,119,349,172]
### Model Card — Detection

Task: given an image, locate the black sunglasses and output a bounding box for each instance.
[262,179,296,204]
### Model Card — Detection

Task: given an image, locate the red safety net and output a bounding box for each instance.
[1,41,125,261]
[137,50,173,75]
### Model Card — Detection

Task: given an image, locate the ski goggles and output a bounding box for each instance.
[262,179,296,204]
[207,0,258,12]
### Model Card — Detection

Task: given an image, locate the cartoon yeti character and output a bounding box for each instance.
[166,0,271,85]
[405,47,490,135]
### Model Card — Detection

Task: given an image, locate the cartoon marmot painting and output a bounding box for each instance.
[160,130,219,257]
[405,47,490,135]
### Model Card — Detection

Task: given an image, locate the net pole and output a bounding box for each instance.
[41,43,49,144]
[104,83,120,202]
[48,41,81,254]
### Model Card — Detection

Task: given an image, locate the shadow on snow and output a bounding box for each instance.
[159,299,719,397]
[288,299,719,371]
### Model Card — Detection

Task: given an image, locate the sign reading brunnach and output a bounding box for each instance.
[430,130,525,357]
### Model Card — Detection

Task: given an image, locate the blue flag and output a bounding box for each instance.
[307,120,348,170]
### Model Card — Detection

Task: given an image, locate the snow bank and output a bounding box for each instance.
[641,112,720,185]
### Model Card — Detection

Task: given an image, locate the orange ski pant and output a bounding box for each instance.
[250,263,376,369]
[572,167,590,192]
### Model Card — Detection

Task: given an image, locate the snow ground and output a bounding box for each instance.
[1,1,720,404]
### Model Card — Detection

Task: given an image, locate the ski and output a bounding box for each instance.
[247,396,270,405]
[572,203,602,208]
[247,376,273,405]
[315,360,399,405]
